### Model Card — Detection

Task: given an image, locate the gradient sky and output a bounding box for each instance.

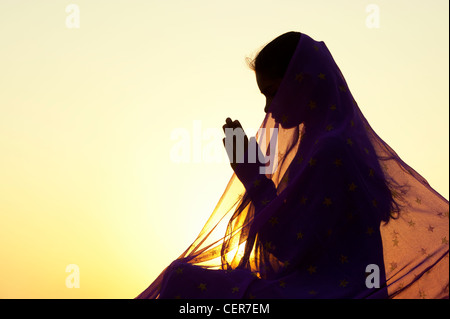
[0,0,448,298]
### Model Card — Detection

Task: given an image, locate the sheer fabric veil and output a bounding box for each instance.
[137,33,449,299]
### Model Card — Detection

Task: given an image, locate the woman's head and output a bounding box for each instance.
[247,31,302,125]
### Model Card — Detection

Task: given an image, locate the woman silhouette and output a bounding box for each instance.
[137,32,449,299]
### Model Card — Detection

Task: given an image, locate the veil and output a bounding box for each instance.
[137,33,449,299]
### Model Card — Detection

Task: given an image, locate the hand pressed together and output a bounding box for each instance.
[222,117,265,190]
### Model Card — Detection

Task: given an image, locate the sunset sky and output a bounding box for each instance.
[0,0,448,298]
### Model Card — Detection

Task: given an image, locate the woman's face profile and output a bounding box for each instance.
[256,72,281,114]
[257,71,301,129]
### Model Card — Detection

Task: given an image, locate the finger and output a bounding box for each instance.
[223,124,236,136]
[233,120,246,137]
[248,136,262,163]
[223,118,233,134]
[235,120,245,133]
[223,136,237,163]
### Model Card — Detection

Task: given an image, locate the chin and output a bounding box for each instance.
[280,123,297,129]
[272,113,302,129]
[280,119,303,129]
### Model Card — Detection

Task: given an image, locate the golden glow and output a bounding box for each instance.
[0,0,448,298]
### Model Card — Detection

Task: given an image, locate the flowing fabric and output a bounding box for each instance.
[137,33,449,299]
